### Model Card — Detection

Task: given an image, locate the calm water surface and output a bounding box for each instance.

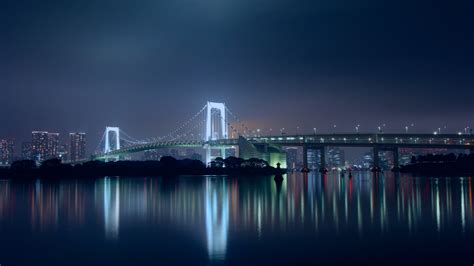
[0,172,473,265]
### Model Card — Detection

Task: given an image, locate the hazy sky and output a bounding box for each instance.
[1,0,473,150]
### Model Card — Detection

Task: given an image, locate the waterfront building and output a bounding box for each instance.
[32,131,49,162]
[284,147,298,170]
[69,133,86,162]
[327,147,345,168]
[0,139,14,165]
[58,143,69,161]
[307,149,319,170]
[47,133,60,159]
[21,141,32,160]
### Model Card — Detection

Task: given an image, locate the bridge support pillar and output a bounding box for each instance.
[205,146,212,166]
[320,147,326,171]
[303,146,308,169]
[393,148,399,168]
[373,146,380,171]
[204,102,228,166]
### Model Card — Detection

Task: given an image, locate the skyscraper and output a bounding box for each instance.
[69,133,86,162]
[284,147,298,170]
[31,131,61,162]
[57,143,68,161]
[32,131,49,162]
[327,147,345,168]
[307,149,320,170]
[0,139,14,165]
[21,141,32,160]
[47,132,60,159]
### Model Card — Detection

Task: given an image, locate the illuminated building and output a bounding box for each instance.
[47,133,60,159]
[69,133,86,162]
[32,131,49,162]
[284,147,298,170]
[0,139,14,165]
[224,148,236,158]
[58,144,69,161]
[399,148,450,166]
[21,141,32,160]
[327,147,345,168]
[378,151,392,170]
[31,131,62,162]
[362,152,373,169]
[307,149,319,170]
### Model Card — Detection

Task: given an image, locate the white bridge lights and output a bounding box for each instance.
[204,102,229,165]
[205,101,228,141]
[104,127,120,153]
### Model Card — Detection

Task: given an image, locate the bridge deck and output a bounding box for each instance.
[98,133,473,158]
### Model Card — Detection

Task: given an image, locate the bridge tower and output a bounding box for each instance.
[204,102,228,165]
[104,127,120,161]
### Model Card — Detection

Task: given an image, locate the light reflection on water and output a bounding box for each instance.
[0,172,473,265]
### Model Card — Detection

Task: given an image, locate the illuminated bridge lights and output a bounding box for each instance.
[97,133,474,159]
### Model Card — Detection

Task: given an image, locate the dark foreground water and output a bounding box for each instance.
[0,172,473,265]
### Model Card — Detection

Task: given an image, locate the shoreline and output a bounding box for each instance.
[0,158,285,179]
[400,162,474,176]
[0,168,285,179]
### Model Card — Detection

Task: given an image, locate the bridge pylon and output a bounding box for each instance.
[204,102,228,165]
[104,127,120,161]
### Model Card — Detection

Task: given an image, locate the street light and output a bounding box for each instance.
[280,128,285,135]
[405,126,409,133]
[313,127,317,135]
[355,124,360,133]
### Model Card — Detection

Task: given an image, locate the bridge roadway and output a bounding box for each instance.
[98,133,474,169]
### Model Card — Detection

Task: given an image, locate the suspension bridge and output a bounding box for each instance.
[93,101,474,171]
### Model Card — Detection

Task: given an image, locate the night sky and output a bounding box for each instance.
[1,0,473,151]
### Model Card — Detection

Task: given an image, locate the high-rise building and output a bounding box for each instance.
[31,131,61,162]
[69,133,86,162]
[58,143,68,161]
[0,139,14,165]
[362,152,373,169]
[307,149,320,170]
[284,147,298,170]
[327,147,345,168]
[47,133,60,159]
[32,131,49,162]
[21,141,32,160]
[379,151,394,170]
